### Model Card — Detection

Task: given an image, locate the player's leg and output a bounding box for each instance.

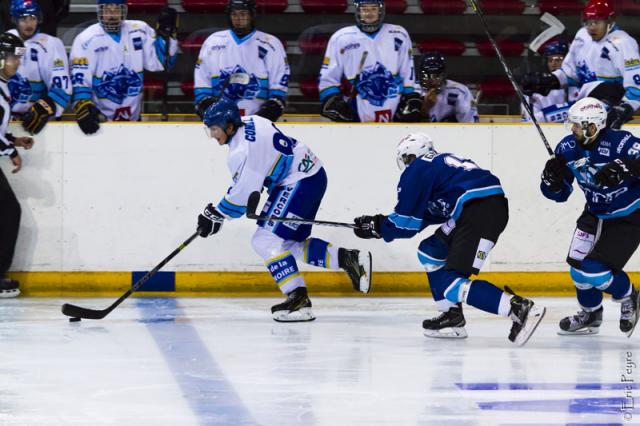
[417,232,467,338]
[0,169,21,298]
[441,195,545,345]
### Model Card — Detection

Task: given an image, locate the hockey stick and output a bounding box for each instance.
[61,230,200,320]
[349,50,369,101]
[467,0,554,156]
[246,191,358,229]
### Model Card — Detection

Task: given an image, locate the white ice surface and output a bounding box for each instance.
[0,297,638,426]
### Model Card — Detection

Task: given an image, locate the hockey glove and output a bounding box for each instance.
[195,96,218,120]
[522,72,560,97]
[541,156,567,192]
[594,158,640,187]
[607,102,634,130]
[22,96,56,135]
[394,92,423,122]
[321,95,357,122]
[198,204,225,237]
[74,100,104,135]
[155,6,178,39]
[256,98,285,122]
[353,214,385,239]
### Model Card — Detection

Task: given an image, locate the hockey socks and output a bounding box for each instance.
[265,251,305,295]
[290,238,341,270]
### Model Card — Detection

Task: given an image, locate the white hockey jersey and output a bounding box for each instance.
[522,87,580,123]
[553,26,640,111]
[194,29,289,116]
[421,79,478,122]
[70,21,177,121]
[0,78,17,158]
[6,29,70,117]
[319,24,418,123]
[215,115,322,219]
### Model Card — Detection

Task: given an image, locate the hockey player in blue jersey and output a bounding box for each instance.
[353,133,546,346]
[540,97,640,336]
[196,99,372,322]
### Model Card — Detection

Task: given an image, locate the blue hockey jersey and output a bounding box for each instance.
[541,128,640,219]
[380,151,504,242]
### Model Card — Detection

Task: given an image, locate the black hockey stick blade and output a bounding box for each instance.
[61,302,111,320]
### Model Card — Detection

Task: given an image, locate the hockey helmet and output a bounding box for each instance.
[583,0,615,21]
[0,32,25,73]
[354,0,385,34]
[419,51,446,90]
[10,0,41,21]
[565,97,608,147]
[227,0,256,36]
[396,133,434,170]
[97,0,127,33]
[541,38,568,57]
[203,98,243,141]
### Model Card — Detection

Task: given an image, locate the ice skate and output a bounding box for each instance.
[271,287,315,322]
[619,288,640,338]
[338,248,372,294]
[422,303,467,338]
[505,286,546,346]
[0,276,20,298]
[557,307,603,336]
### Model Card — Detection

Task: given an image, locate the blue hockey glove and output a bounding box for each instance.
[354,215,385,239]
[594,158,640,187]
[198,204,224,237]
[541,156,566,192]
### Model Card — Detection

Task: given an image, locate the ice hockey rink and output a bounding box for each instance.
[0,296,637,425]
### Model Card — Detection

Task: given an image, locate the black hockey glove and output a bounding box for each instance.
[394,92,423,122]
[198,204,225,237]
[321,95,357,122]
[195,96,218,120]
[155,6,178,39]
[541,156,567,192]
[607,102,634,130]
[353,214,385,239]
[74,100,104,135]
[522,72,560,97]
[594,158,640,187]
[256,97,285,122]
[22,96,56,135]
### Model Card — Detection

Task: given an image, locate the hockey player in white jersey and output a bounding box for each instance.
[318,0,421,123]
[522,38,578,123]
[69,0,178,134]
[523,0,640,128]
[197,99,372,322]
[193,0,289,122]
[7,0,70,135]
[417,52,478,123]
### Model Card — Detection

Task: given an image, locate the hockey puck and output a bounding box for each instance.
[69,317,81,322]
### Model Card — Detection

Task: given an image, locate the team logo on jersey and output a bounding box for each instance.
[53,59,65,69]
[600,47,611,61]
[7,73,32,105]
[220,66,260,101]
[394,38,403,52]
[30,48,38,61]
[258,46,268,60]
[340,43,360,54]
[625,58,640,69]
[357,62,400,107]
[95,65,143,105]
[575,62,596,85]
[72,57,89,69]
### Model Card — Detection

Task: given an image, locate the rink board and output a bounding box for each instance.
[3,122,640,296]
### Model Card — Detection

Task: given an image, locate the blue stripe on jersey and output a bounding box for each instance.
[388,213,422,231]
[154,38,177,69]
[597,197,640,219]
[597,76,623,84]
[270,89,286,99]
[403,86,415,94]
[72,86,92,101]
[265,154,293,191]
[626,87,640,101]
[48,87,70,108]
[319,86,340,101]
[567,77,579,87]
[450,185,504,220]
[216,197,246,218]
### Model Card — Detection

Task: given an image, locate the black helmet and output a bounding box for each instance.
[0,32,26,71]
[227,0,256,36]
[419,51,446,90]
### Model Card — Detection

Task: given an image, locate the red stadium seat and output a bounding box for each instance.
[386,0,408,14]
[480,78,515,97]
[300,0,347,13]
[538,0,583,15]
[180,34,207,54]
[181,80,195,97]
[257,0,288,13]
[299,34,330,55]
[300,79,319,99]
[478,0,525,14]
[476,39,524,56]
[420,0,466,14]
[144,78,165,100]
[181,0,226,13]
[617,0,640,16]
[418,38,466,56]
[127,0,167,12]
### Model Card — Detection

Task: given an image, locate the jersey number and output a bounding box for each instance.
[271,123,295,155]
[444,155,479,170]
[52,76,70,89]
[634,74,640,85]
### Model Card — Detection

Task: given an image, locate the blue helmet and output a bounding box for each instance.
[354,0,385,33]
[541,38,568,57]
[10,0,41,19]
[203,99,243,134]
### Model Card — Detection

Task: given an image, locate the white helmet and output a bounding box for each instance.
[566,97,607,146]
[396,133,434,170]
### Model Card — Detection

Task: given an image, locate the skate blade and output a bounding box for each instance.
[557,327,600,336]
[624,295,640,338]
[272,307,316,323]
[423,327,468,339]
[515,305,546,346]
[0,289,20,298]
[358,251,372,294]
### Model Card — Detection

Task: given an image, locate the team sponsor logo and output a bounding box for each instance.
[388,29,404,35]
[53,58,64,68]
[598,147,610,157]
[30,48,38,61]
[258,46,268,60]
[618,133,632,153]
[340,42,360,54]
[210,45,226,51]
[600,140,611,147]
[133,37,143,51]
[71,57,89,68]
[322,56,330,66]
[625,58,640,69]
[113,106,133,121]
[94,46,108,53]
[394,37,403,52]
[297,152,315,173]
[476,251,486,260]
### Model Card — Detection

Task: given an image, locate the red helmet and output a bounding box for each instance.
[583,0,615,21]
